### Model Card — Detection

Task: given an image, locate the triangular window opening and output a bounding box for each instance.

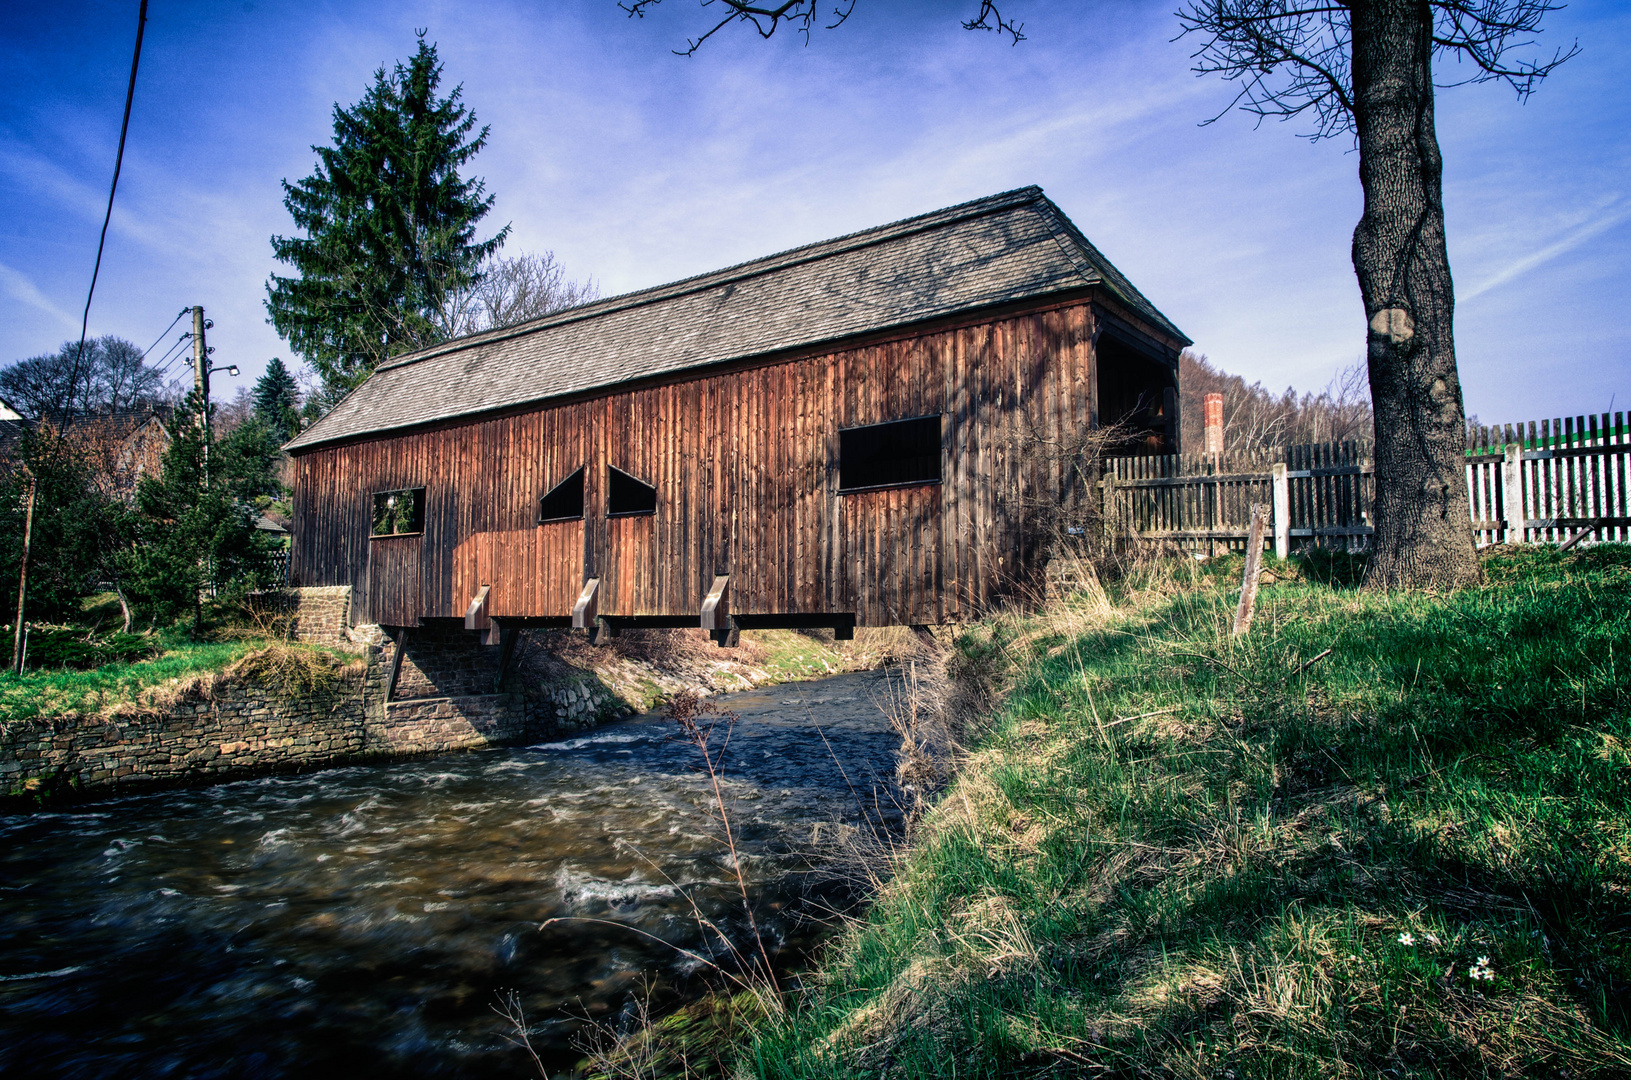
[607,465,657,517]
[538,468,585,523]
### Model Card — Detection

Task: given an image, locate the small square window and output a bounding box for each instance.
[839,415,942,492]
[538,468,585,523]
[372,488,425,535]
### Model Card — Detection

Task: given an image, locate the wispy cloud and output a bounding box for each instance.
[0,260,76,330]
[1460,201,1631,303]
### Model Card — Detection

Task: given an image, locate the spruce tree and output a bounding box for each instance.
[265,35,507,403]
[125,394,275,624]
[252,356,300,443]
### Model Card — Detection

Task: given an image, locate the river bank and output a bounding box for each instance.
[2,624,918,808]
[737,546,1631,1078]
[0,669,905,1078]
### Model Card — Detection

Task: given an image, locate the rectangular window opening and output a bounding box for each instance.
[839,414,942,493]
[607,465,657,517]
[372,487,425,536]
[538,467,585,523]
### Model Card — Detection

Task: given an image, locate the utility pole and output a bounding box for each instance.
[191,304,215,488]
[11,474,37,675]
[191,305,210,631]
[191,305,211,424]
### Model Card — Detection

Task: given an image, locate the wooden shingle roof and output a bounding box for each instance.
[286,186,1188,452]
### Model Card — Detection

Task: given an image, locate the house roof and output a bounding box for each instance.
[287,186,1190,453]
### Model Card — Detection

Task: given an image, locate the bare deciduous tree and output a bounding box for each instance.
[623,0,1575,589]
[1176,0,1575,588]
[440,251,600,337]
[1180,351,1373,453]
[0,336,164,420]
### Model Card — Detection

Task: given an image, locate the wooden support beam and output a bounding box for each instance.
[572,578,599,631]
[910,625,937,648]
[591,616,617,646]
[384,627,408,704]
[494,626,519,691]
[483,617,503,647]
[710,615,741,649]
[1559,518,1602,552]
[464,584,492,631]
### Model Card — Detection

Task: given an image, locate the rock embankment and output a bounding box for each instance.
[0,643,606,804]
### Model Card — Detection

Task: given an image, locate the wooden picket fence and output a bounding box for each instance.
[1465,412,1631,546]
[1103,409,1630,554]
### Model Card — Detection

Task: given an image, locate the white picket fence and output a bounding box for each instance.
[1465,412,1631,545]
[1104,408,1630,553]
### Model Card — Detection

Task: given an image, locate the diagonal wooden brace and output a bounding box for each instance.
[701,574,730,643]
[572,578,600,631]
[465,584,492,631]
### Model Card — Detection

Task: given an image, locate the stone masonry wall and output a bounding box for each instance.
[2,627,619,803]
[288,586,354,649]
[2,665,378,797]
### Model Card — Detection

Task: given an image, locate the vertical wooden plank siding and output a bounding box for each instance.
[289,300,1172,626]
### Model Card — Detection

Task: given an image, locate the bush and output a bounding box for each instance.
[18,626,157,670]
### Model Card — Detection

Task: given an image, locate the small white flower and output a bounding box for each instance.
[1425,932,1442,946]
[1398,933,1415,946]
[1476,955,1489,966]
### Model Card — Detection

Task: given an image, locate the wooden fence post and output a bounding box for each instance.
[1232,503,1269,638]
[1271,462,1289,560]
[1503,443,1525,545]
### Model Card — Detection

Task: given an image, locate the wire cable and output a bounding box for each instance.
[139,307,190,361]
[152,332,194,374]
[58,0,150,426]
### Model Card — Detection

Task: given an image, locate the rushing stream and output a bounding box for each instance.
[0,670,904,1078]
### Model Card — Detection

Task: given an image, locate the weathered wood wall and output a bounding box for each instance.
[291,295,1181,627]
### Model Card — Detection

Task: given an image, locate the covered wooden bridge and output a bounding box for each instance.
[285,186,1190,644]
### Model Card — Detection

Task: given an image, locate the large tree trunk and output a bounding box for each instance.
[1350,0,1482,588]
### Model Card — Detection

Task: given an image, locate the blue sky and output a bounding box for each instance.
[1,0,1626,424]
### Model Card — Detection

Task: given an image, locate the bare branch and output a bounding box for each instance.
[622,0,1021,55]
[620,0,855,55]
[1176,0,1356,140]
[962,1,1026,44]
[1176,0,1575,140]
[1430,0,1578,96]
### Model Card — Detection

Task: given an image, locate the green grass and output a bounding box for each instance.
[753,629,849,681]
[0,636,273,724]
[744,546,1631,1078]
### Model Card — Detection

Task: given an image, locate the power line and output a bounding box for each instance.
[139,307,191,361]
[153,332,195,375]
[59,0,150,426]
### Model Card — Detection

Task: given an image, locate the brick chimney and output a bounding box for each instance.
[1203,392,1224,455]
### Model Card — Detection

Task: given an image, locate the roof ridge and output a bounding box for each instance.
[376,186,1048,373]
[1028,194,1187,344]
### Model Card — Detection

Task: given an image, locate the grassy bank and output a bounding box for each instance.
[0,637,282,725]
[745,546,1631,1077]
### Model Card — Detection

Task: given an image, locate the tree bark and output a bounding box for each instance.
[1350,0,1482,588]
